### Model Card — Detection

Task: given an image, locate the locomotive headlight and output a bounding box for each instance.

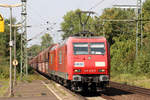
[74,62,84,67]
[98,69,105,72]
[74,69,81,73]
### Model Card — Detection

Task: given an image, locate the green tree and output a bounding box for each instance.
[99,8,136,45]
[41,33,53,49]
[143,0,150,37]
[0,18,21,78]
[28,33,53,58]
[61,9,94,39]
[28,44,41,58]
[131,0,150,75]
[94,8,140,75]
[0,18,18,64]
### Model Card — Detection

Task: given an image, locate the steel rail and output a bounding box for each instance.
[35,70,117,100]
[110,81,150,96]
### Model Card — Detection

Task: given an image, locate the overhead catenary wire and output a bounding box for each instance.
[28,28,51,42]
[27,15,51,29]
[28,30,48,42]
[89,0,105,11]
[28,22,56,42]
[27,4,57,43]
[27,4,57,27]
[89,0,118,13]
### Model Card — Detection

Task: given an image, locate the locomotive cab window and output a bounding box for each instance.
[90,43,105,55]
[73,43,88,55]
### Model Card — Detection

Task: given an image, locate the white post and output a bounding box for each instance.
[9,7,13,96]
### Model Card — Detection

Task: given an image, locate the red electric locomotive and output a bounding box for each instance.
[48,36,110,91]
[29,36,110,91]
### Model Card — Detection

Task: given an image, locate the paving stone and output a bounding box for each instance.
[0,80,58,100]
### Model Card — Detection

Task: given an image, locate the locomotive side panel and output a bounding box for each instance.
[48,44,58,77]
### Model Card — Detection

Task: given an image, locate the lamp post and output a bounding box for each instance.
[0,3,22,96]
[10,24,22,86]
[9,24,31,84]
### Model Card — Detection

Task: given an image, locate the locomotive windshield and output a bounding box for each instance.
[90,43,105,55]
[73,43,88,55]
[73,42,105,55]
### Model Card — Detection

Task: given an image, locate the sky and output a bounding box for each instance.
[0,0,140,46]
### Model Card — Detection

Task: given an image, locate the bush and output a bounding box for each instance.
[0,65,9,79]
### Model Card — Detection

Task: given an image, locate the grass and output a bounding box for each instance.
[0,64,9,97]
[18,74,45,83]
[111,73,150,89]
[0,79,9,97]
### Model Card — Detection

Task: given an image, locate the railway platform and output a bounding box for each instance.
[0,80,58,100]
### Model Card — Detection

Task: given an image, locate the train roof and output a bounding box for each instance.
[38,44,56,54]
[51,44,59,51]
[58,36,106,46]
[69,36,106,40]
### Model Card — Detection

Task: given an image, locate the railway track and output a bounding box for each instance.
[109,81,150,97]
[36,71,150,100]
[60,86,115,100]
[37,71,115,100]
